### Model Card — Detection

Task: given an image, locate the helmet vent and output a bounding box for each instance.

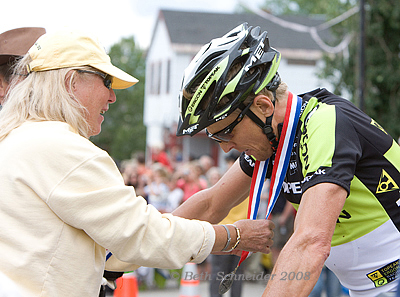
[198,51,226,72]
[195,81,216,116]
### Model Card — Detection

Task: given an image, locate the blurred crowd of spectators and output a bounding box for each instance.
[119,148,229,214]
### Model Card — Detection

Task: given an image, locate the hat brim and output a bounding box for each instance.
[91,63,138,90]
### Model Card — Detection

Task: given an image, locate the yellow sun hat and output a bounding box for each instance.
[27,30,138,89]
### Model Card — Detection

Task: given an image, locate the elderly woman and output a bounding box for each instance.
[0,30,274,296]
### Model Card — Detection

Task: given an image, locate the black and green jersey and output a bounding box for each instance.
[239,88,400,295]
[285,88,400,245]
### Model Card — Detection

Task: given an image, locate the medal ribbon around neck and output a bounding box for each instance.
[239,92,302,266]
[219,92,302,294]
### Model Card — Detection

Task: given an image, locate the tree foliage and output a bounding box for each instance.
[261,0,400,138]
[360,0,400,137]
[91,37,146,162]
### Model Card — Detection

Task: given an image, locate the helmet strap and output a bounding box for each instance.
[240,73,281,151]
[244,107,279,151]
[245,73,281,151]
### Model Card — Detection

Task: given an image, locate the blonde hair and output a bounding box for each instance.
[0,55,93,141]
[253,81,288,103]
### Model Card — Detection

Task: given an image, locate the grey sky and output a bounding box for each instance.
[1,0,264,50]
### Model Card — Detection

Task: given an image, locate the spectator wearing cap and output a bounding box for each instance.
[0,27,45,104]
[0,30,274,296]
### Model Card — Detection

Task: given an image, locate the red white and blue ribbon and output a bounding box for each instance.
[247,160,269,220]
[266,92,302,218]
[238,92,302,266]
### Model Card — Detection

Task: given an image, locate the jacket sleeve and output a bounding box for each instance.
[47,149,215,269]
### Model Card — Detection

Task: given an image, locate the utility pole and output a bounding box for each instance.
[359,0,366,111]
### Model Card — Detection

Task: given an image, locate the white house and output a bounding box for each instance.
[144,9,333,167]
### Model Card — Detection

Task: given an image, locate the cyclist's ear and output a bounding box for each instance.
[253,94,274,118]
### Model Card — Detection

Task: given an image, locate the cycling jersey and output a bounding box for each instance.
[239,88,400,296]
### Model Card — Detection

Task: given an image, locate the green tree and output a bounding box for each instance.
[259,0,400,138]
[91,37,146,162]
[321,0,400,137]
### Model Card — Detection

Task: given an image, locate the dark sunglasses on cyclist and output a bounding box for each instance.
[206,103,252,143]
[77,70,112,89]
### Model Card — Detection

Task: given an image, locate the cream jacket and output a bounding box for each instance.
[0,121,215,296]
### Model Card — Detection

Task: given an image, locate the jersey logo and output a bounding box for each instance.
[366,259,398,287]
[376,169,399,194]
[370,119,387,134]
[337,209,351,223]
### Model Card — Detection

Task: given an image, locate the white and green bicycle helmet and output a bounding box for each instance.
[176,22,281,139]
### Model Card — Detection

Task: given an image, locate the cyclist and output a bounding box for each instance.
[173,23,400,297]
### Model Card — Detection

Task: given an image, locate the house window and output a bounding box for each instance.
[157,61,162,95]
[150,62,156,95]
[149,61,163,95]
[166,59,171,94]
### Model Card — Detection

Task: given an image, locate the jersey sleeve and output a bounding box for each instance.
[299,103,362,195]
[239,152,255,177]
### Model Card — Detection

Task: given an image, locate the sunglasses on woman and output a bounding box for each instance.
[77,70,112,89]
